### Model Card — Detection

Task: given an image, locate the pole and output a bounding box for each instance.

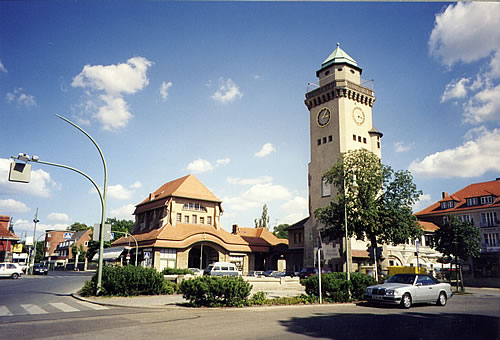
[318,247,322,304]
[55,115,107,295]
[29,209,39,275]
[343,176,351,298]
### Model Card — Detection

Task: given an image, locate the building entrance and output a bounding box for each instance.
[188,244,218,269]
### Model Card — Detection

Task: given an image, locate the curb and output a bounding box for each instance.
[71,293,186,310]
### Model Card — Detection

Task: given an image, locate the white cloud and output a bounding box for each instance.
[47,212,70,223]
[130,181,142,189]
[72,56,152,131]
[255,143,276,158]
[0,60,7,73]
[279,196,308,225]
[187,159,214,174]
[160,81,173,102]
[409,127,500,178]
[6,88,36,107]
[464,84,500,123]
[429,3,500,67]
[441,78,470,103]
[0,199,29,213]
[0,158,56,197]
[394,141,413,153]
[412,194,432,214]
[227,176,273,186]
[211,78,243,103]
[13,219,69,235]
[223,183,291,212]
[216,158,231,166]
[110,204,135,220]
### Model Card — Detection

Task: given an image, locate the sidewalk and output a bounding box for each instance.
[73,286,499,309]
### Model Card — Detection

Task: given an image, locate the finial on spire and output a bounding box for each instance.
[337,42,340,48]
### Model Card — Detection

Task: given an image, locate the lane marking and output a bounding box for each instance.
[20,304,48,315]
[50,302,80,312]
[0,306,13,316]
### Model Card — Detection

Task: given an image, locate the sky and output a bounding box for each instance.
[1,1,500,240]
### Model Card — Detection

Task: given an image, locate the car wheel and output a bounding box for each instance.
[400,293,412,309]
[11,273,19,279]
[437,292,447,306]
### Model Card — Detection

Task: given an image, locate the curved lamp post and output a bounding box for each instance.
[10,114,108,295]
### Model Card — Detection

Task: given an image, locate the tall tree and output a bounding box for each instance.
[255,204,270,229]
[69,222,88,232]
[315,149,423,278]
[433,215,481,291]
[273,224,290,239]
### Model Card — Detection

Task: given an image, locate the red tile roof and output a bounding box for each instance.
[415,179,500,216]
[0,215,19,240]
[418,221,439,232]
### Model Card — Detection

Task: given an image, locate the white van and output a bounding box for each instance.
[204,262,239,276]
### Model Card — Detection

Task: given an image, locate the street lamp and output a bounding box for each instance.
[113,231,138,266]
[9,114,108,295]
[29,208,39,275]
[344,173,357,297]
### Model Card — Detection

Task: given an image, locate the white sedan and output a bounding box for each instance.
[364,273,453,309]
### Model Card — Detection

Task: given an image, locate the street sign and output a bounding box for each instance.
[93,223,112,241]
[8,161,32,183]
[415,239,420,253]
[110,232,114,240]
[25,236,34,246]
[144,251,151,259]
[322,243,341,260]
[64,232,72,240]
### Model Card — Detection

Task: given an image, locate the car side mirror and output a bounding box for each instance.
[416,283,422,287]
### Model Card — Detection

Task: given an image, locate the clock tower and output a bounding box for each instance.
[301,44,383,269]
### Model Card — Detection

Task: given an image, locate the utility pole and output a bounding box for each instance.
[29,208,39,275]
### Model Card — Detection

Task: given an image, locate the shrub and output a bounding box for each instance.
[162,268,194,275]
[162,280,178,295]
[302,272,377,302]
[248,291,267,305]
[179,276,252,307]
[350,272,377,300]
[79,265,166,296]
[79,279,96,297]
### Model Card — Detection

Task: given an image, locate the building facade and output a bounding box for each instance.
[112,174,288,273]
[0,215,20,262]
[415,179,500,280]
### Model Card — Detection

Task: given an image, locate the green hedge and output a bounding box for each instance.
[79,265,170,297]
[302,272,376,302]
[179,276,252,307]
[162,268,194,275]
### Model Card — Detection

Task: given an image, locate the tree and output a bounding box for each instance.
[433,215,481,291]
[70,222,88,232]
[315,149,423,278]
[255,204,270,229]
[273,224,290,239]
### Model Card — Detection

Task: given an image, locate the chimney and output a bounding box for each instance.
[442,192,448,199]
[496,178,500,181]
[232,224,240,234]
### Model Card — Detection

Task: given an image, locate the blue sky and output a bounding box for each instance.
[1,2,500,239]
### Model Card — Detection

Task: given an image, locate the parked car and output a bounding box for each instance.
[188,268,203,276]
[203,262,239,276]
[298,267,332,279]
[0,262,24,279]
[33,263,49,275]
[263,270,286,277]
[364,273,453,309]
[247,271,264,277]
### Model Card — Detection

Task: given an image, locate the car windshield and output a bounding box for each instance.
[387,274,416,284]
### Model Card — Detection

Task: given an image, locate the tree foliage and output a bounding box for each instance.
[255,204,270,229]
[273,224,290,239]
[70,222,88,232]
[433,215,481,261]
[315,149,423,252]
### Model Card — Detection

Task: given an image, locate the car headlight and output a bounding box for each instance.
[366,288,372,294]
[385,290,395,296]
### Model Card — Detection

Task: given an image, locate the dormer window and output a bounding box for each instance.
[183,202,207,212]
[440,201,455,209]
[480,196,493,205]
[466,197,478,206]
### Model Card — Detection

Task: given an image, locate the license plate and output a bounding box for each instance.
[373,295,383,300]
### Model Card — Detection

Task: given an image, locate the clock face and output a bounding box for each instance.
[317,107,331,127]
[352,107,365,125]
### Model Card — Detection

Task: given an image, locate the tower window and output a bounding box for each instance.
[377,142,380,148]
[328,135,333,142]
[337,68,342,71]
[323,137,327,144]
[363,137,367,144]
[350,70,355,74]
[324,70,330,76]
[317,139,321,146]
[353,134,356,141]
[358,136,362,142]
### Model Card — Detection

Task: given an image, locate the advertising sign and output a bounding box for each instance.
[12,244,23,253]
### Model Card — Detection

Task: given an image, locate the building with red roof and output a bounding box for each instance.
[111,174,288,273]
[415,178,500,280]
[0,215,20,262]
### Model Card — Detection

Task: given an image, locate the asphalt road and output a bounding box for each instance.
[1,273,499,340]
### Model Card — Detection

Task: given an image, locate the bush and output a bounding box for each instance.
[248,291,267,305]
[79,265,167,296]
[162,268,194,275]
[162,280,178,295]
[247,293,315,306]
[302,272,377,302]
[179,276,252,307]
[350,272,377,300]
